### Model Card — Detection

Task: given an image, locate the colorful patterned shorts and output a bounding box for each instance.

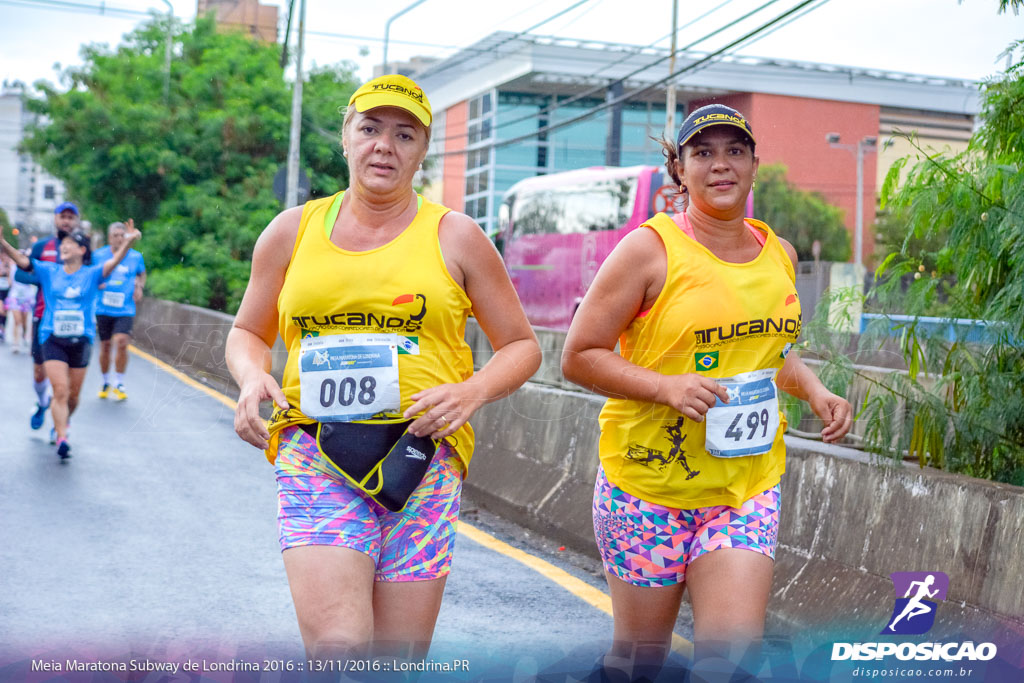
[275,425,462,582]
[593,466,780,587]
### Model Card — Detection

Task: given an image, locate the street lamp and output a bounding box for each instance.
[826,133,877,270]
[382,0,427,74]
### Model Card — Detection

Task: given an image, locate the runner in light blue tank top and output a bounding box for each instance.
[0,222,142,460]
[33,259,105,344]
[93,221,147,400]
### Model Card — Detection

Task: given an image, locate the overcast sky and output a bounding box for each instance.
[2,0,1022,91]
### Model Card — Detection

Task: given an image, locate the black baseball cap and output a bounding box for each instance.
[677,104,755,150]
[63,230,92,262]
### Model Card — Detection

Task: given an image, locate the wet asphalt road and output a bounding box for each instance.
[0,339,694,680]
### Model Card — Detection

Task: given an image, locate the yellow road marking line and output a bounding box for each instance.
[458,521,693,658]
[129,345,238,410]
[130,343,694,658]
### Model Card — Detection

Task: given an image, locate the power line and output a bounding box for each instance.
[423,0,598,81]
[440,0,823,157]
[548,0,606,34]
[434,0,769,146]
[732,0,832,51]
[307,0,738,84]
[481,0,550,34]
[2,0,642,64]
[1,0,150,18]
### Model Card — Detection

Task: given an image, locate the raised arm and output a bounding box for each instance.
[402,211,542,439]
[0,226,31,271]
[225,206,302,449]
[102,218,142,278]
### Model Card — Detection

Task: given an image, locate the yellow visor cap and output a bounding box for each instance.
[349,74,432,127]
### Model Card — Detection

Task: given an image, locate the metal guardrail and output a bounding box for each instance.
[860,313,1011,345]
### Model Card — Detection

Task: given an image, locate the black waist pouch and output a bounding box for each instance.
[301,419,437,512]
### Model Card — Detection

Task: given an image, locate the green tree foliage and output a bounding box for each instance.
[870,205,959,316]
[808,43,1024,485]
[873,204,945,271]
[21,15,357,312]
[753,163,851,262]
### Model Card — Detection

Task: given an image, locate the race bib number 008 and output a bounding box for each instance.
[53,310,86,337]
[298,334,401,422]
[705,368,781,458]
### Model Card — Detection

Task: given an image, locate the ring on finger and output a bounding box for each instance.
[439,414,449,428]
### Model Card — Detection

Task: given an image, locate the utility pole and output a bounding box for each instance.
[664,0,678,140]
[285,0,307,208]
[161,0,173,103]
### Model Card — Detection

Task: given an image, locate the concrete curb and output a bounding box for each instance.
[132,299,1024,643]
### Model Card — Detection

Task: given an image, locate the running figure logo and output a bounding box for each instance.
[624,418,700,480]
[881,571,949,635]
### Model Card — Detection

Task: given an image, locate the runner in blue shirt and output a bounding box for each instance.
[15,202,75,431]
[1,221,141,459]
[93,221,147,401]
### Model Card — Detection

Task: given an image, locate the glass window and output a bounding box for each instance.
[472,196,488,219]
[550,144,604,171]
[469,98,481,120]
[510,175,639,240]
[482,93,492,115]
[43,185,55,199]
[496,144,544,168]
[495,168,538,197]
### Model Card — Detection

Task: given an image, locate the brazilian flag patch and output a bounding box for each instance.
[695,351,719,371]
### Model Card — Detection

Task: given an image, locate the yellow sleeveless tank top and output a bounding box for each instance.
[265,191,476,473]
[597,212,801,509]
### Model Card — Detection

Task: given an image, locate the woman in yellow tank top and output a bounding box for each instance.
[562,105,852,679]
[225,75,540,662]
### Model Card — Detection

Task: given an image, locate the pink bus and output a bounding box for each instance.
[495,165,671,330]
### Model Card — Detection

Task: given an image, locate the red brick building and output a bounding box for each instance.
[416,33,977,266]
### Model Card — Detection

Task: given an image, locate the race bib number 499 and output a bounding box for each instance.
[705,368,781,458]
[298,334,400,422]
